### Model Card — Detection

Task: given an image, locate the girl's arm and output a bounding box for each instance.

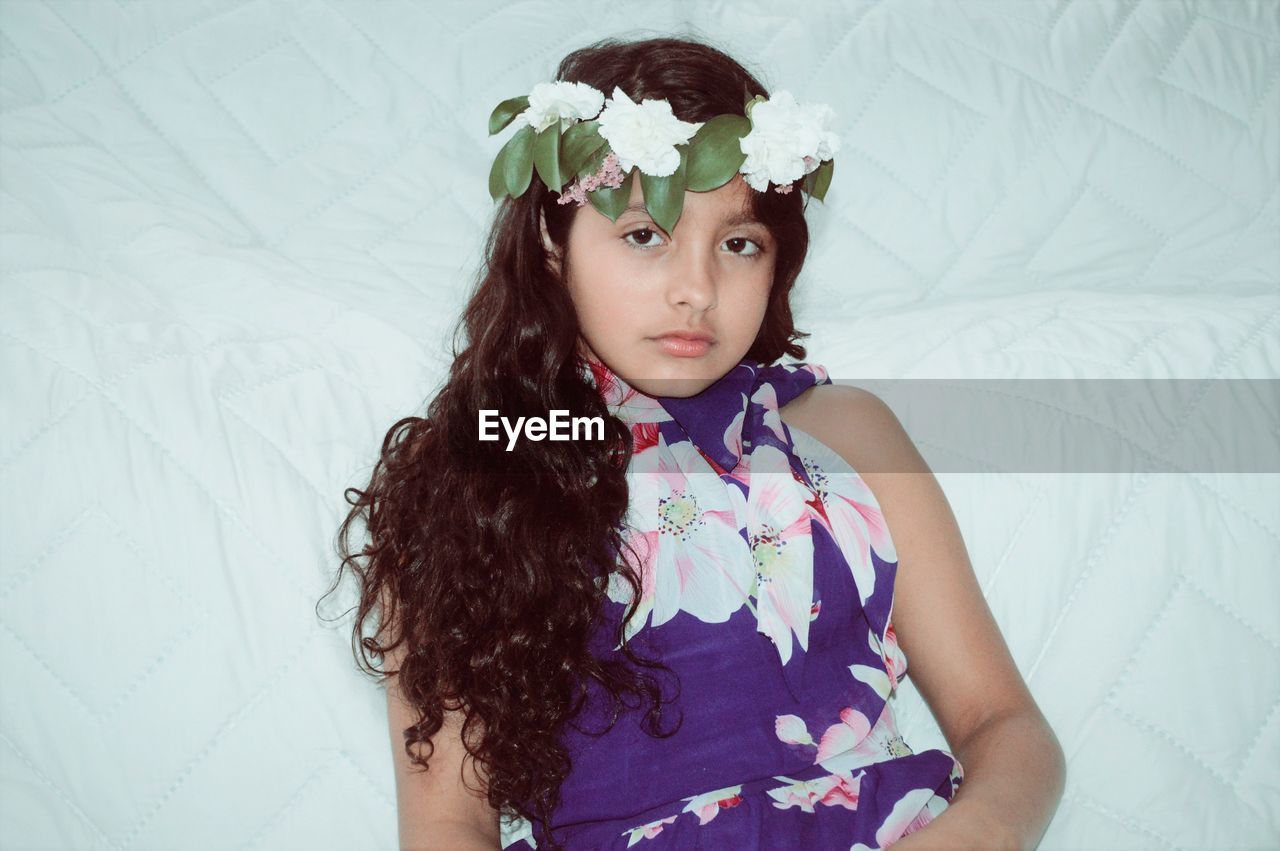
[782,385,1067,849]
[380,590,502,851]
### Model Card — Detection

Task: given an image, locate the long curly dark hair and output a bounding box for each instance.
[318,34,814,849]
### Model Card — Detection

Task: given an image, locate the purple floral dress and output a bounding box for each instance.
[502,359,964,850]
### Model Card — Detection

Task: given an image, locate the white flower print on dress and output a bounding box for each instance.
[680,784,744,825]
[873,787,942,848]
[765,770,865,813]
[766,703,934,842]
[851,621,909,700]
[814,702,914,773]
[850,657,893,700]
[735,441,815,664]
[621,814,677,846]
[773,701,913,777]
[499,812,537,849]
[797,442,897,610]
[607,433,753,643]
[775,714,816,746]
[752,381,790,443]
[720,402,748,479]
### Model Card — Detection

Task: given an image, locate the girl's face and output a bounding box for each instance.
[549,173,777,398]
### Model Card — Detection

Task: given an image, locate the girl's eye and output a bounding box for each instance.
[724,237,763,257]
[623,228,665,249]
[623,229,766,258]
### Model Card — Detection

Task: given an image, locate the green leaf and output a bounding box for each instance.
[560,120,607,178]
[488,138,510,201]
[685,114,749,192]
[504,124,535,198]
[488,96,529,136]
[744,94,765,120]
[640,148,688,235]
[809,158,834,203]
[588,168,635,222]
[533,126,563,192]
[576,144,609,181]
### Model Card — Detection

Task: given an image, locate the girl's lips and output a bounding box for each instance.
[654,336,712,357]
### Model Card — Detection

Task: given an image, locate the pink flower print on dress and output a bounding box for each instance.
[814,701,914,776]
[815,706,874,763]
[765,770,865,813]
[698,445,732,478]
[631,420,660,457]
[680,784,744,825]
[817,772,860,809]
[881,622,908,689]
[587,358,626,404]
[775,702,913,774]
[590,358,668,425]
[621,814,677,846]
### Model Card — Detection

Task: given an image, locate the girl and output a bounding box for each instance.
[324,35,1065,851]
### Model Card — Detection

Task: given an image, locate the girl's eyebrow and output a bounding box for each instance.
[620,203,764,228]
[722,211,765,228]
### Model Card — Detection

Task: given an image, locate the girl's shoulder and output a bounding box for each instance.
[778,383,923,477]
[778,381,883,423]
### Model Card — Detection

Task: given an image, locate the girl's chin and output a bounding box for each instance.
[626,371,720,399]
[653,380,715,399]
[594,347,736,397]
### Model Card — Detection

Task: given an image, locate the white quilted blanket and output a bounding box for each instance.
[1,1,1276,849]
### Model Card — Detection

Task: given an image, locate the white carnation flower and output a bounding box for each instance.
[596,86,703,178]
[521,81,605,133]
[738,90,842,191]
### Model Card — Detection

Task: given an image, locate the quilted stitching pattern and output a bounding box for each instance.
[1,1,1276,848]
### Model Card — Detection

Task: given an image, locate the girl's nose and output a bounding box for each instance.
[666,246,718,312]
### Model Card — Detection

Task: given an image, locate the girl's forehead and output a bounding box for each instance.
[609,176,759,228]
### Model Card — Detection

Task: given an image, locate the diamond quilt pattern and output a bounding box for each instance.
[1,1,1276,849]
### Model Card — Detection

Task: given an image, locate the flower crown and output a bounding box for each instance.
[487,81,840,234]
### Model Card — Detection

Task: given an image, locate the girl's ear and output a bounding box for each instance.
[539,210,563,277]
